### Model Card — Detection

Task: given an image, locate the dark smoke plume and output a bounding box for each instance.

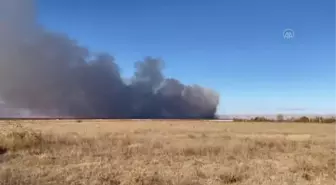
[0,0,220,119]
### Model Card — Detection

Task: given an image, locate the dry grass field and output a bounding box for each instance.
[0,120,335,185]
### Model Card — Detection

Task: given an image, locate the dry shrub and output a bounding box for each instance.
[294,157,325,174]
[187,134,196,139]
[178,178,202,185]
[218,169,245,184]
[244,137,299,153]
[0,129,43,152]
[181,145,222,157]
[0,168,38,185]
[126,171,172,185]
[174,137,304,159]
[0,166,122,185]
[290,156,336,181]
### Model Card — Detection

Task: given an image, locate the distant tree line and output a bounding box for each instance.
[232,114,336,123]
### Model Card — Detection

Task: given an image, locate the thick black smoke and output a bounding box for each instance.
[0,0,220,119]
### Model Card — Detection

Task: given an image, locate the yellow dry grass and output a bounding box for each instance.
[0,120,335,185]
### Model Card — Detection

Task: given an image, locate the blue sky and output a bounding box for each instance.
[37,0,335,115]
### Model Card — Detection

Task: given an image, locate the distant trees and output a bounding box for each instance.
[319,117,336,123]
[276,114,284,122]
[252,116,272,122]
[294,116,310,123]
[253,117,265,122]
[232,115,335,124]
[293,116,335,123]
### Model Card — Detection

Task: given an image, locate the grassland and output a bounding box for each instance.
[0,120,335,185]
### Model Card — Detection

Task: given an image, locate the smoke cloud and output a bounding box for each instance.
[0,0,220,119]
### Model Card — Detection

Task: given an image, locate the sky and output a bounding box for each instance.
[37,0,335,115]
